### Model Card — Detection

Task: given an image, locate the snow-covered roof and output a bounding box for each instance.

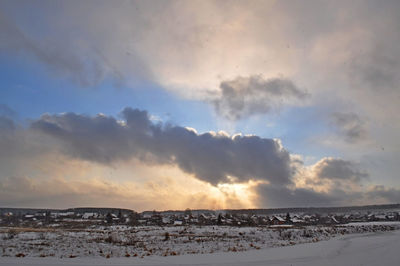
[174,220,183,225]
[273,216,285,222]
[292,217,304,223]
[82,212,97,219]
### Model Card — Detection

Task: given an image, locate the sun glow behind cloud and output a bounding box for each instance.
[216,180,262,209]
[0,148,260,211]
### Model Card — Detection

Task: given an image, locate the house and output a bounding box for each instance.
[331,216,339,224]
[143,213,152,219]
[375,214,387,220]
[270,216,285,225]
[24,214,36,221]
[51,212,75,219]
[198,214,211,225]
[162,217,171,224]
[82,212,98,219]
[173,220,183,226]
[292,216,305,225]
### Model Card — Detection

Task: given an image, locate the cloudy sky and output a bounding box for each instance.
[1,0,400,211]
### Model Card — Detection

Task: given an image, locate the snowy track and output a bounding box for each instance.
[1,230,400,266]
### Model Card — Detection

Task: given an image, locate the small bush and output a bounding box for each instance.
[164,232,170,241]
[6,229,17,240]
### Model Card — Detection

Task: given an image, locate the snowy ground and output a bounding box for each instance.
[1,229,400,266]
[1,222,400,265]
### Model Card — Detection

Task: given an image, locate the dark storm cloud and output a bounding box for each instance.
[331,112,367,143]
[213,76,309,120]
[256,157,370,208]
[313,157,368,183]
[31,108,293,185]
[154,127,293,185]
[255,184,344,208]
[367,185,400,203]
[256,182,371,208]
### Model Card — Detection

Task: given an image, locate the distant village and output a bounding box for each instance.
[1,205,400,228]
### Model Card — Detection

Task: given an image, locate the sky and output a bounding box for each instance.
[0,0,400,211]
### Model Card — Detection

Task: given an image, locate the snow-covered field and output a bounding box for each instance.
[1,229,400,266]
[1,222,400,265]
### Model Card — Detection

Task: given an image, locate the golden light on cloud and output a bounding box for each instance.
[0,151,260,211]
[292,158,365,195]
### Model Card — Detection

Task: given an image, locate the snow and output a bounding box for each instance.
[269,224,293,228]
[342,221,400,226]
[173,220,183,225]
[273,216,285,222]
[292,217,304,223]
[1,223,400,259]
[375,214,387,219]
[82,213,96,219]
[1,220,400,266]
[1,230,400,265]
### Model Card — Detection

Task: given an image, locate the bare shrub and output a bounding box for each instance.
[105,232,121,244]
[164,232,170,241]
[5,229,17,240]
[125,236,137,246]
